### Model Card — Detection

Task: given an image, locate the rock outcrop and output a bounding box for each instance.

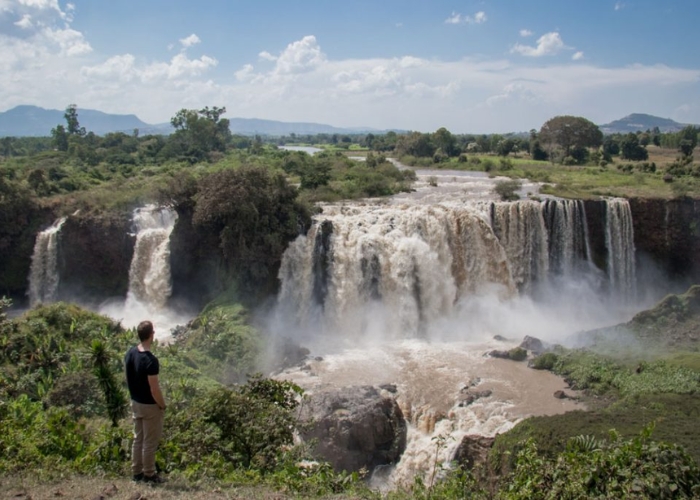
[57,212,134,305]
[299,386,407,474]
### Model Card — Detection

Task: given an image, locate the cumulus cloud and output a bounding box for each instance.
[511,32,565,57]
[258,50,276,61]
[179,33,200,48]
[572,51,584,61]
[14,13,31,28]
[445,11,487,25]
[519,29,533,37]
[272,35,326,74]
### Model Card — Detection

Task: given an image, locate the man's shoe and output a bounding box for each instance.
[143,473,166,484]
[132,473,144,482]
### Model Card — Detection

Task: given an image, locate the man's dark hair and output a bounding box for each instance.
[137,320,154,342]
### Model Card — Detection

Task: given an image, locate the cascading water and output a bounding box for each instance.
[100,204,188,339]
[125,205,177,311]
[543,199,592,276]
[274,170,640,486]
[605,198,636,301]
[28,217,67,306]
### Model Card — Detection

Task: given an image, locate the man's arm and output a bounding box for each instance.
[148,375,166,409]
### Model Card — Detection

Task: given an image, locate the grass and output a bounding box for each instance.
[403,148,700,199]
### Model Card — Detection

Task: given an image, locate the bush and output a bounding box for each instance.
[494,180,522,201]
[508,347,528,361]
[530,352,558,370]
[505,425,700,499]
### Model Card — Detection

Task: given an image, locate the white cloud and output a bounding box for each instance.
[615,2,626,11]
[179,33,200,48]
[445,12,461,24]
[511,32,565,57]
[572,51,584,61]
[272,35,325,75]
[14,13,31,28]
[2,24,700,133]
[44,27,91,55]
[470,11,487,24]
[258,50,276,61]
[445,11,487,25]
[519,29,533,37]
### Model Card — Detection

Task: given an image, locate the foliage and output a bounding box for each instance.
[507,347,528,362]
[91,339,128,426]
[180,300,262,383]
[494,179,522,201]
[191,166,309,289]
[552,350,700,398]
[539,115,603,158]
[620,133,650,161]
[504,425,700,499]
[167,106,232,163]
[530,352,558,370]
[159,375,303,477]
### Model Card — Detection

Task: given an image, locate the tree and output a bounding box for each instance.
[494,179,522,201]
[678,125,698,158]
[432,127,458,157]
[539,116,603,159]
[64,104,86,136]
[168,106,232,162]
[51,124,68,151]
[620,133,649,161]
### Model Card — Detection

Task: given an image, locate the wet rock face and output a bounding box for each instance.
[629,198,700,283]
[57,213,134,305]
[299,386,407,474]
[452,435,495,470]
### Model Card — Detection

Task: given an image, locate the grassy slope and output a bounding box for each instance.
[490,286,700,475]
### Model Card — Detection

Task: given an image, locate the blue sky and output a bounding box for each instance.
[1,0,699,133]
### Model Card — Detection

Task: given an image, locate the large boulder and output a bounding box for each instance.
[452,435,495,470]
[299,386,407,474]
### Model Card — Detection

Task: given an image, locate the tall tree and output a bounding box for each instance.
[539,116,603,158]
[678,125,698,158]
[64,104,86,136]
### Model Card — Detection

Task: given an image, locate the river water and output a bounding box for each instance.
[271,159,638,486]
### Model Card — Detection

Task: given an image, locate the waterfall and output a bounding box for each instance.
[543,199,592,276]
[605,198,636,300]
[28,217,67,306]
[489,201,549,291]
[125,205,177,311]
[277,197,640,338]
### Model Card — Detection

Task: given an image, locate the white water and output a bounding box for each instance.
[605,198,637,301]
[28,217,67,306]
[100,205,189,340]
[273,170,638,485]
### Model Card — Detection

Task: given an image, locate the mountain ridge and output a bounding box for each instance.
[1,105,695,137]
[0,105,382,137]
[599,113,694,134]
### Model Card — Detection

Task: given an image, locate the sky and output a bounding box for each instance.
[1,0,699,133]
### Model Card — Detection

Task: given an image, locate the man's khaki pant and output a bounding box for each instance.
[131,401,164,477]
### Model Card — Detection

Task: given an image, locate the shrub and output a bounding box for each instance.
[494,180,522,201]
[508,347,528,361]
[530,352,558,370]
[504,425,700,499]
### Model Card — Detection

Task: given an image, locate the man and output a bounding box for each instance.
[124,320,166,483]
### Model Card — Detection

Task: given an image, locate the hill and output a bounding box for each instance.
[0,105,379,137]
[600,113,693,134]
[0,105,152,137]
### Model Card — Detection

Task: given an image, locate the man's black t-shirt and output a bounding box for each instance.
[124,346,159,405]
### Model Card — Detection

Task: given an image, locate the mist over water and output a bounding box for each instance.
[269,170,646,485]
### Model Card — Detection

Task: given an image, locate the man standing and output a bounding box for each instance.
[124,320,166,483]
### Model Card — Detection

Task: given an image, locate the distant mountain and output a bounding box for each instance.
[0,105,151,137]
[0,105,380,137]
[600,113,694,134]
